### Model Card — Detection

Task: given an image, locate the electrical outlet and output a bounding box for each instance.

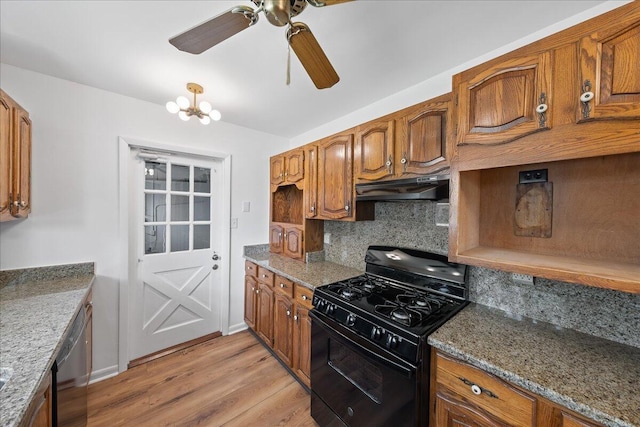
[512,273,534,286]
[519,168,548,184]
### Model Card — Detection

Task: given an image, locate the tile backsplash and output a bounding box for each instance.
[323,201,639,348]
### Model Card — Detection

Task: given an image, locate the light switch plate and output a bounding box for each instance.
[242,201,251,212]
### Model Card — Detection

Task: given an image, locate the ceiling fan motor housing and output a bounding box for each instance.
[256,0,307,26]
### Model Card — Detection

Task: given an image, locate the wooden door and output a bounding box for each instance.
[269,224,283,254]
[397,95,451,176]
[354,119,395,181]
[273,293,293,367]
[285,149,304,185]
[304,145,318,218]
[456,52,552,146]
[0,94,12,221]
[12,106,31,218]
[244,275,258,330]
[256,283,274,346]
[293,305,311,387]
[283,226,303,260]
[317,131,354,219]
[270,155,285,186]
[434,392,506,427]
[578,23,640,122]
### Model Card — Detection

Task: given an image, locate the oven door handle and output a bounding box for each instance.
[310,309,416,378]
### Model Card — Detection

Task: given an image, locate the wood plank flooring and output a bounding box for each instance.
[88,331,318,427]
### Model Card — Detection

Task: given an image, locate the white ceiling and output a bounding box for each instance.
[0,1,615,139]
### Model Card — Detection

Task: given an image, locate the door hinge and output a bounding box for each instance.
[454,94,458,106]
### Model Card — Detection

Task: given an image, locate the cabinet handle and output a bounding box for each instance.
[294,315,298,321]
[344,201,351,212]
[286,310,291,317]
[284,231,288,239]
[310,203,316,213]
[536,93,548,128]
[401,153,408,173]
[386,155,393,173]
[255,289,260,294]
[580,80,594,119]
[458,377,498,399]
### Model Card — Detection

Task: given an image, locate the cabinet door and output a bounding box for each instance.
[285,149,304,184]
[293,305,311,387]
[270,155,285,186]
[434,391,506,427]
[305,145,318,218]
[0,95,11,222]
[273,293,293,367]
[354,119,395,181]
[256,283,274,346]
[244,275,258,330]
[283,226,303,260]
[269,224,283,254]
[397,97,451,176]
[456,52,552,147]
[12,107,31,218]
[317,132,354,219]
[578,24,640,122]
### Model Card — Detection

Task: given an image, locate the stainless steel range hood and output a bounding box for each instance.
[355,173,450,201]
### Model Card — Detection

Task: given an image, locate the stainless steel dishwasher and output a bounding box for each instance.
[52,305,89,426]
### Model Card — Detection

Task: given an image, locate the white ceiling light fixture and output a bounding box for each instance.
[166,82,221,125]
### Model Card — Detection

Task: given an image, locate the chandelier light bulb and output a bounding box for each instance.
[209,109,222,121]
[166,101,180,114]
[199,116,211,125]
[199,101,212,114]
[176,96,190,110]
[178,110,190,121]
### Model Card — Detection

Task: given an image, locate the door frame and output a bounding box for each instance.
[118,136,232,373]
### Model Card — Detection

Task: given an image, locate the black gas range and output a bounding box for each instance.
[310,246,468,427]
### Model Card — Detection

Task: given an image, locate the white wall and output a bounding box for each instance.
[0,64,289,378]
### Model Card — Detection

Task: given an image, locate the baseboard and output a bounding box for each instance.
[89,364,119,384]
[228,322,249,335]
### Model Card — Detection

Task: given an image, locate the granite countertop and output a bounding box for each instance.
[0,263,95,427]
[244,245,363,289]
[429,303,640,427]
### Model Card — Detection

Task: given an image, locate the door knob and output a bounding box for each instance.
[212,253,220,260]
[212,264,219,270]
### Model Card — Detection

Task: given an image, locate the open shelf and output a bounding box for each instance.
[272,185,303,225]
[450,152,640,294]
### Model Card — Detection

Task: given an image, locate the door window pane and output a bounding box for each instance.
[145,193,166,222]
[194,225,210,250]
[194,167,211,193]
[171,164,190,191]
[170,225,190,252]
[194,196,210,221]
[145,161,166,190]
[145,225,166,254]
[171,195,189,221]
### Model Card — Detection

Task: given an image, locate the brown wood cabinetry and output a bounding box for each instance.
[1,89,31,222]
[270,149,304,188]
[21,372,52,427]
[252,266,274,346]
[273,275,294,367]
[432,350,605,427]
[292,284,313,387]
[450,3,640,294]
[355,93,453,182]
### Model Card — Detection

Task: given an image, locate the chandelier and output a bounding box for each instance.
[166,82,221,125]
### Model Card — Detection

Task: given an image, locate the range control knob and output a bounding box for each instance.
[325,304,335,315]
[370,327,382,340]
[385,334,399,349]
[346,314,356,327]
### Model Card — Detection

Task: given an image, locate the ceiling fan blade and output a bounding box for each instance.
[169,6,257,54]
[307,0,354,7]
[288,22,339,89]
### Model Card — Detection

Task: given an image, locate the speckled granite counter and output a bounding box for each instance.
[429,303,640,427]
[0,263,95,427]
[244,245,363,289]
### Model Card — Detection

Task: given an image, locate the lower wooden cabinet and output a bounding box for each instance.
[432,350,604,427]
[244,262,313,387]
[21,372,52,427]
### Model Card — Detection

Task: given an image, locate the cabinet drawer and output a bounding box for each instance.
[245,261,258,278]
[257,267,274,286]
[275,275,294,298]
[435,351,536,427]
[294,284,314,309]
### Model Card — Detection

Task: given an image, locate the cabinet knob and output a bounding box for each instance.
[280,283,286,288]
[386,155,393,173]
[294,315,298,321]
[580,80,594,119]
[286,310,291,317]
[536,93,548,128]
[458,377,498,399]
[302,295,308,300]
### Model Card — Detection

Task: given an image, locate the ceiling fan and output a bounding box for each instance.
[169,0,353,89]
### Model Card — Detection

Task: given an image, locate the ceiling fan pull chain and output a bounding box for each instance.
[286,41,291,86]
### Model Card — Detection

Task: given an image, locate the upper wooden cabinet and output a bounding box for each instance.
[1,89,31,222]
[453,3,640,171]
[270,149,304,189]
[317,130,354,220]
[354,93,453,182]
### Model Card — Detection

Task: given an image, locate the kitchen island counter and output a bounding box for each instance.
[429,303,640,427]
[0,263,94,427]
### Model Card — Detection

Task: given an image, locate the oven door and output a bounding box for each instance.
[310,309,417,427]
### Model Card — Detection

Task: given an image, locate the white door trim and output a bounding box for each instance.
[118,136,232,373]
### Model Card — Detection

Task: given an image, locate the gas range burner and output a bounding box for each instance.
[396,292,445,313]
[324,275,387,301]
[375,303,425,327]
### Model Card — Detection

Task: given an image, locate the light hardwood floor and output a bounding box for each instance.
[88,331,318,427]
